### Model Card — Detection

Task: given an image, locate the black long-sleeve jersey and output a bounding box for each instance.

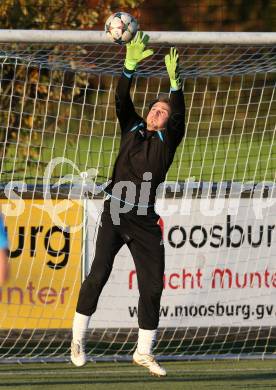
[104,68,185,210]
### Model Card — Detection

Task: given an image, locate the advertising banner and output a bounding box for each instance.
[0,199,83,329]
[86,197,276,328]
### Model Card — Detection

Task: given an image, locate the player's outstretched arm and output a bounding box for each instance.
[165,47,185,146]
[115,32,154,133]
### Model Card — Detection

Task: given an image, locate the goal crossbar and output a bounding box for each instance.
[0,30,275,44]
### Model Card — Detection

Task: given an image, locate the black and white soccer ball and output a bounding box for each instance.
[105,12,139,45]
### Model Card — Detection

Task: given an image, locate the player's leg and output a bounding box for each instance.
[134,240,164,332]
[71,200,125,366]
[125,213,166,376]
[76,209,125,316]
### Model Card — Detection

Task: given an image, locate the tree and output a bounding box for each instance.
[0,0,144,181]
[0,0,144,29]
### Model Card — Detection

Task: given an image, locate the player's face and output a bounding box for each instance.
[146,102,171,131]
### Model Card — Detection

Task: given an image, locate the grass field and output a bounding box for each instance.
[4,132,275,184]
[1,360,276,389]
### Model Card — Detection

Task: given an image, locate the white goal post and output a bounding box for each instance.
[0,30,275,363]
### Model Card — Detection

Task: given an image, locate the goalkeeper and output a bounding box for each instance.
[71,32,185,377]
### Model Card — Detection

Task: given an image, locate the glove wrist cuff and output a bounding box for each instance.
[170,78,182,90]
[124,59,137,71]
[123,67,135,78]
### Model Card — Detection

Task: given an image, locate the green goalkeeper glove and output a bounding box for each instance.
[125,31,154,71]
[165,47,182,90]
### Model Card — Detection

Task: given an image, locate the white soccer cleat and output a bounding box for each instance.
[133,349,167,377]
[71,340,86,367]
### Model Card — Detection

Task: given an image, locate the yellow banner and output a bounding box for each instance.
[0,199,82,329]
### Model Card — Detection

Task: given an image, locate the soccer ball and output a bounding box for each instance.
[105,12,139,45]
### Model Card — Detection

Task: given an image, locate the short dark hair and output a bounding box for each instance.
[148,94,171,112]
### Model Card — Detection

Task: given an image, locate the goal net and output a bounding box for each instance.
[0,31,275,362]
